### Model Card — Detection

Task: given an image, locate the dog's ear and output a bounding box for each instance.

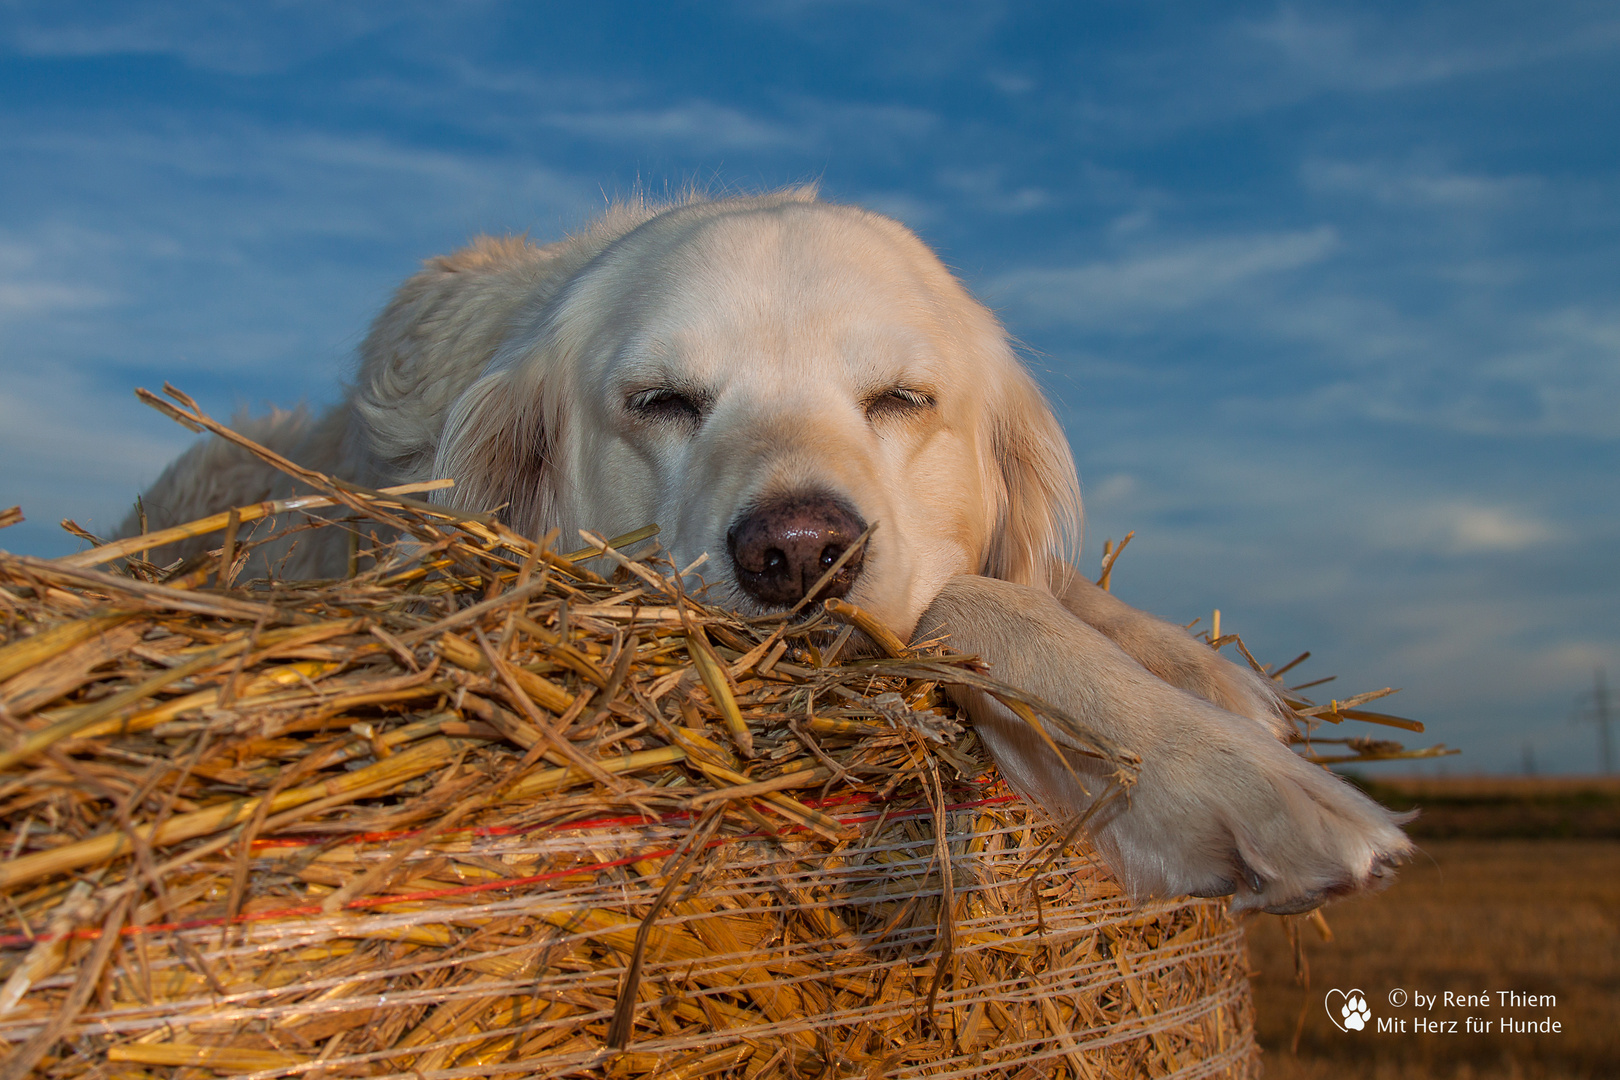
[431,365,559,535]
[981,365,1082,587]
[352,236,564,481]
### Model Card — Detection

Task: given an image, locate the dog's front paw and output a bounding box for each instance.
[921,576,1413,914]
[961,677,1412,914]
[1092,707,1414,913]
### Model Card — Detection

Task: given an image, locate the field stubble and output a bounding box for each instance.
[1246,777,1620,1079]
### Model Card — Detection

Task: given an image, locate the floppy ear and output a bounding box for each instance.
[980,364,1083,587]
[432,364,560,537]
[352,236,565,481]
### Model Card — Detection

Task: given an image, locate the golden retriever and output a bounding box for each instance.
[128,188,1411,913]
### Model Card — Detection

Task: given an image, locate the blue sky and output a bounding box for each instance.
[2,2,1616,774]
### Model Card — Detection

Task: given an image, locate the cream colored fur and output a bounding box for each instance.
[125,188,1411,912]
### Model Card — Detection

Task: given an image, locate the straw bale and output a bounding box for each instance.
[0,389,1440,1078]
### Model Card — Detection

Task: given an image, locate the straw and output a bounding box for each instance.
[0,387,1436,1077]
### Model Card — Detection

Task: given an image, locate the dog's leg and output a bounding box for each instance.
[1052,569,1295,739]
[918,575,1412,913]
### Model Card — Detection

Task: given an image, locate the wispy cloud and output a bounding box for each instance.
[1055,6,1620,138]
[1245,4,1620,94]
[1400,503,1559,555]
[0,365,192,555]
[1061,425,1610,773]
[539,103,801,152]
[1273,301,1620,440]
[1242,8,1491,93]
[338,53,940,163]
[1302,158,1538,210]
[1,119,597,375]
[0,231,118,318]
[990,227,1338,329]
[0,1,430,74]
[937,166,1053,215]
[535,98,938,157]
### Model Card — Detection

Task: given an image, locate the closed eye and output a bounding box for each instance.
[627,387,707,429]
[864,386,936,422]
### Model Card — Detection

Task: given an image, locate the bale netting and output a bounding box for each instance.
[0,389,1443,1079]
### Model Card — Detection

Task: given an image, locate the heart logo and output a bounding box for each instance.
[1324,988,1372,1032]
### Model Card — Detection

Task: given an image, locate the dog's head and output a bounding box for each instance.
[433,193,1080,638]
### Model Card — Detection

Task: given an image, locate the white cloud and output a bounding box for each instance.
[937,167,1053,215]
[1243,8,1486,92]
[537,98,938,157]
[1,2,427,75]
[540,103,802,152]
[1067,7,1620,137]
[1425,504,1558,554]
[1056,431,1612,772]
[0,279,110,316]
[1303,158,1538,210]
[1244,6,1620,95]
[0,120,599,383]
[1207,450,1562,558]
[0,233,118,319]
[1270,299,1620,441]
[1084,472,1138,508]
[851,190,938,229]
[0,367,191,537]
[991,226,1338,328]
[7,121,595,240]
[1536,307,1620,353]
[987,71,1035,96]
[1538,641,1620,680]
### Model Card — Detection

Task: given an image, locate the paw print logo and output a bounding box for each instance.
[1325,988,1373,1032]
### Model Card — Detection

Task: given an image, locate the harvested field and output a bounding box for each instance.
[1247,777,1620,1080]
[1351,775,1620,840]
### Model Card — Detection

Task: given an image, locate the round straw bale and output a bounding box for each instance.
[0,795,1258,1079]
[11,406,1456,1079]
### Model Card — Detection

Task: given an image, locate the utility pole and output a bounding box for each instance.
[1576,667,1613,774]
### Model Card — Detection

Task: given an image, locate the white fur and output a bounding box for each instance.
[126,188,1411,912]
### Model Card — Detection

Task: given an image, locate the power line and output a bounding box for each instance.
[1575,666,1613,774]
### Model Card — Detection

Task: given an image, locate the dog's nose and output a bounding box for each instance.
[726,493,867,608]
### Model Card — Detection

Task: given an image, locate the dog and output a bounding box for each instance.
[127,187,1412,913]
